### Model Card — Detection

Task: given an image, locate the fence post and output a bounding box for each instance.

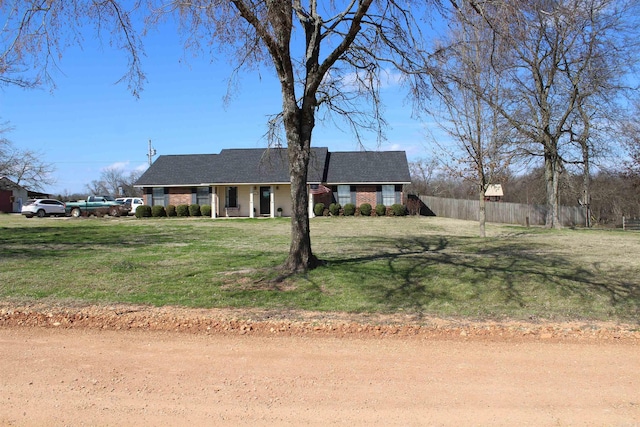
[623,216,626,231]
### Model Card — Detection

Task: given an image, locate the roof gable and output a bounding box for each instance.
[325,151,411,184]
[0,176,28,191]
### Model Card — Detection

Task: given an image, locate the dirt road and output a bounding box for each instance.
[1,304,639,426]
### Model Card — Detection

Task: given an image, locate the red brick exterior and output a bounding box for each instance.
[142,188,192,206]
[311,185,405,211]
[142,185,406,212]
[167,188,192,206]
[355,185,377,207]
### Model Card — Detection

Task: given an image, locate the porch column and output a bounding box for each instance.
[212,187,218,218]
[308,188,315,218]
[249,186,255,218]
[270,185,275,218]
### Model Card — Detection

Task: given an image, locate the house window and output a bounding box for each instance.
[226,186,238,208]
[196,187,210,205]
[382,185,395,206]
[337,185,351,206]
[152,187,165,206]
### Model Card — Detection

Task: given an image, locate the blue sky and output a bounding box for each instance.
[0,23,429,196]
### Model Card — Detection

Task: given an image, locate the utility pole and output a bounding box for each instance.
[147,139,157,167]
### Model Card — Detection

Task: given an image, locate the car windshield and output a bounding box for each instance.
[24,199,37,206]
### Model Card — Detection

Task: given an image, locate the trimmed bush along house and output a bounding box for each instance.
[134,148,411,218]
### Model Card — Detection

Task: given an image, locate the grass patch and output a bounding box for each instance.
[1,214,639,323]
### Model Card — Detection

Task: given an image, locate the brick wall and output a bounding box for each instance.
[168,188,191,206]
[355,185,377,207]
[311,185,404,210]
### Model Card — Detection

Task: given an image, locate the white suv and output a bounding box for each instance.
[21,199,66,218]
[116,197,144,215]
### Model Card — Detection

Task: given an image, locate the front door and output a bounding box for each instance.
[260,186,271,216]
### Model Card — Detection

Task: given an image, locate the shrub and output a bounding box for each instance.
[176,204,190,217]
[135,205,152,218]
[189,204,201,217]
[314,203,325,217]
[375,204,387,216]
[359,203,372,216]
[201,205,212,217]
[152,205,167,217]
[343,203,356,216]
[166,205,177,217]
[329,203,341,216]
[391,203,407,216]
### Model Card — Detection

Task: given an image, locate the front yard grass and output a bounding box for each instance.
[1,214,639,323]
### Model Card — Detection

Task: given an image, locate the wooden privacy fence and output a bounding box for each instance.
[622,217,640,231]
[418,195,587,227]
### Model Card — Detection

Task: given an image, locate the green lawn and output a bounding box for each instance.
[1,214,639,323]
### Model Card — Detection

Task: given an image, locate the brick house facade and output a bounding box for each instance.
[136,148,411,218]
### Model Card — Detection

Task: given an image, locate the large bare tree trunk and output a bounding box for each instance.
[281,101,320,272]
[544,148,562,229]
[478,189,486,238]
[284,134,320,272]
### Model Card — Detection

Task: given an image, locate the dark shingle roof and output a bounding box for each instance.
[136,148,328,186]
[135,154,218,186]
[325,151,411,184]
[135,147,410,186]
[212,147,328,183]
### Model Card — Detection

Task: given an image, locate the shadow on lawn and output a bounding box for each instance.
[0,225,177,259]
[327,236,640,320]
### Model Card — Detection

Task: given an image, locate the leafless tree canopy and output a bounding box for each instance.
[426,2,515,236]
[85,167,142,197]
[423,0,640,228]
[1,0,145,94]
[0,130,55,191]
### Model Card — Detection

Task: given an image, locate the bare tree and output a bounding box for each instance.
[428,2,513,237]
[1,1,145,94]
[0,130,55,191]
[85,167,142,196]
[455,0,640,229]
[149,0,442,272]
[407,158,444,196]
[621,102,640,188]
[85,179,111,197]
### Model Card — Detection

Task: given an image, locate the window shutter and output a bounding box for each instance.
[350,186,356,205]
[376,186,382,205]
[191,188,197,205]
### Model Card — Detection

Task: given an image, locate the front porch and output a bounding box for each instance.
[209,184,318,219]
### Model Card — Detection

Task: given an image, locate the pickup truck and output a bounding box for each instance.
[65,196,130,218]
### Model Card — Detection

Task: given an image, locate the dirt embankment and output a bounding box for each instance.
[1,301,639,342]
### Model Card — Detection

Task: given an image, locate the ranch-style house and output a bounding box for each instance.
[134,147,411,218]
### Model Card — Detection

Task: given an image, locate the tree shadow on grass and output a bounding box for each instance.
[326,236,640,321]
[0,225,187,260]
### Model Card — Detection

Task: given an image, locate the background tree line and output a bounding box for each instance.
[407,158,640,226]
